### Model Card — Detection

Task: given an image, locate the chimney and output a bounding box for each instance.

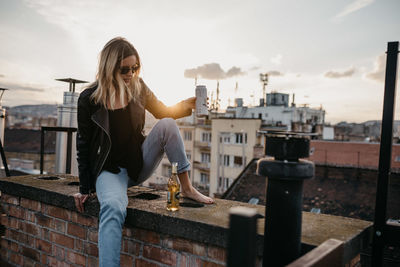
[0,88,8,171]
[54,78,88,175]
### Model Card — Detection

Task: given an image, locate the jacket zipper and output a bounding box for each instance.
[91,115,112,178]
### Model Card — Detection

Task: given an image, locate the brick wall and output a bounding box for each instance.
[0,193,236,267]
[308,141,400,170]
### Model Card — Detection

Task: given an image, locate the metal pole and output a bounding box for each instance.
[0,138,10,177]
[66,130,73,174]
[372,41,399,267]
[40,128,45,174]
[227,206,258,267]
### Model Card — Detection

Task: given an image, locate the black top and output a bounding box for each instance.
[102,106,132,174]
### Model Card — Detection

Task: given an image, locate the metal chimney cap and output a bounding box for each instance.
[55,78,89,84]
[55,78,89,93]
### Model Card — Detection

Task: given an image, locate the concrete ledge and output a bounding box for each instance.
[0,174,372,262]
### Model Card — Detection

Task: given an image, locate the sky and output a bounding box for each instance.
[0,0,399,124]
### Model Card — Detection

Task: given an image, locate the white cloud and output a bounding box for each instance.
[366,53,386,83]
[334,0,374,20]
[324,67,356,78]
[270,54,283,65]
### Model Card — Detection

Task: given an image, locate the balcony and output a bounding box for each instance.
[194,141,211,150]
[193,161,210,171]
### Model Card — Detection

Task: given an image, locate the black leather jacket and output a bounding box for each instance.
[76,79,192,194]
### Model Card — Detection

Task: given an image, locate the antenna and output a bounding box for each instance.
[0,88,9,106]
[259,73,269,106]
[216,81,220,111]
[235,81,238,95]
[55,78,89,93]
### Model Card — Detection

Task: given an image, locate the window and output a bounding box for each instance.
[223,155,230,166]
[202,132,211,142]
[235,133,247,144]
[200,173,209,184]
[224,178,232,189]
[201,153,210,163]
[309,147,315,156]
[223,136,231,144]
[265,113,268,117]
[395,155,400,162]
[234,156,243,166]
[186,152,191,160]
[218,177,222,187]
[184,131,192,141]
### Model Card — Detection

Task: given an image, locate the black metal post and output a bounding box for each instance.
[40,128,45,174]
[66,130,73,174]
[257,135,314,267]
[372,41,399,267]
[0,138,10,177]
[227,206,258,267]
[40,126,77,174]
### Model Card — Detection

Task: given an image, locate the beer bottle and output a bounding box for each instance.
[167,162,180,211]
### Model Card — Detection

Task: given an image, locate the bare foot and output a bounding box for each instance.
[181,187,214,204]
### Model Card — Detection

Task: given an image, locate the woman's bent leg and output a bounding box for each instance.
[135,118,190,184]
[96,169,129,267]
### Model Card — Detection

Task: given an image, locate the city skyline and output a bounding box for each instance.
[0,0,399,124]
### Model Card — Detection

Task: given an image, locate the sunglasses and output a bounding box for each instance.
[120,65,140,75]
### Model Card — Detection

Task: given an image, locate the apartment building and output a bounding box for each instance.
[210,118,262,197]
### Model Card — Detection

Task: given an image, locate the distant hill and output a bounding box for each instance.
[6,104,58,117]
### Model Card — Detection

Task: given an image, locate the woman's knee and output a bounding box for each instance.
[157,118,179,133]
[100,197,128,220]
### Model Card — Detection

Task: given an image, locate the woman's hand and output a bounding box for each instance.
[182,97,196,110]
[73,193,89,213]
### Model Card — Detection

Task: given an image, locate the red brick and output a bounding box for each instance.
[48,256,71,267]
[178,254,188,267]
[50,232,74,249]
[0,238,19,252]
[21,198,41,211]
[8,205,24,219]
[53,245,65,260]
[135,258,159,267]
[21,221,40,236]
[23,257,36,267]
[143,245,177,266]
[189,257,203,267]
[87,229,98,243]
[9,251,23,265]
[171,237,206,256]
[40,253,47,264]
[67,223,86,239]
[36,213,54,228]
[27,234,35,247]
[84,242,98,257]
[71,212,98,227]
[53,219,66,233]
[134,228,160,245]
[9,229,27,243]
[46,205,70,221]
[25,209,36,222]
[42,228,51,241]
[75,238,84,253]
[120,253,133,267]
[88,256,98,267]
[0,214,8,225]
[66,250,86,266]
[36,239,52,254]
[203,261,225,267]
[207,245,226,262]
[21,245,40,261]
[9,216,21,229]
[0,248,8,261]
[122,239,140,256]
[2,194,19,205]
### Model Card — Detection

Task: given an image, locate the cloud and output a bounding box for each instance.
[324,67,356,78]
[366,53,385,83]
[270,54,282,65]
[334,0,374,20]
[267,70,284,76]
[184,63,246,80]
[0,81,44,92]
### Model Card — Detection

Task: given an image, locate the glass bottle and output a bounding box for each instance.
[167,162,180,211]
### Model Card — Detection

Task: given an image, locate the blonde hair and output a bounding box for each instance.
[90,37,142,109]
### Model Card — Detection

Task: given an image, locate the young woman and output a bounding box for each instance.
[73,37,213,267]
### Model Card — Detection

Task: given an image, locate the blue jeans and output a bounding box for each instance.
[95,118,190,267]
